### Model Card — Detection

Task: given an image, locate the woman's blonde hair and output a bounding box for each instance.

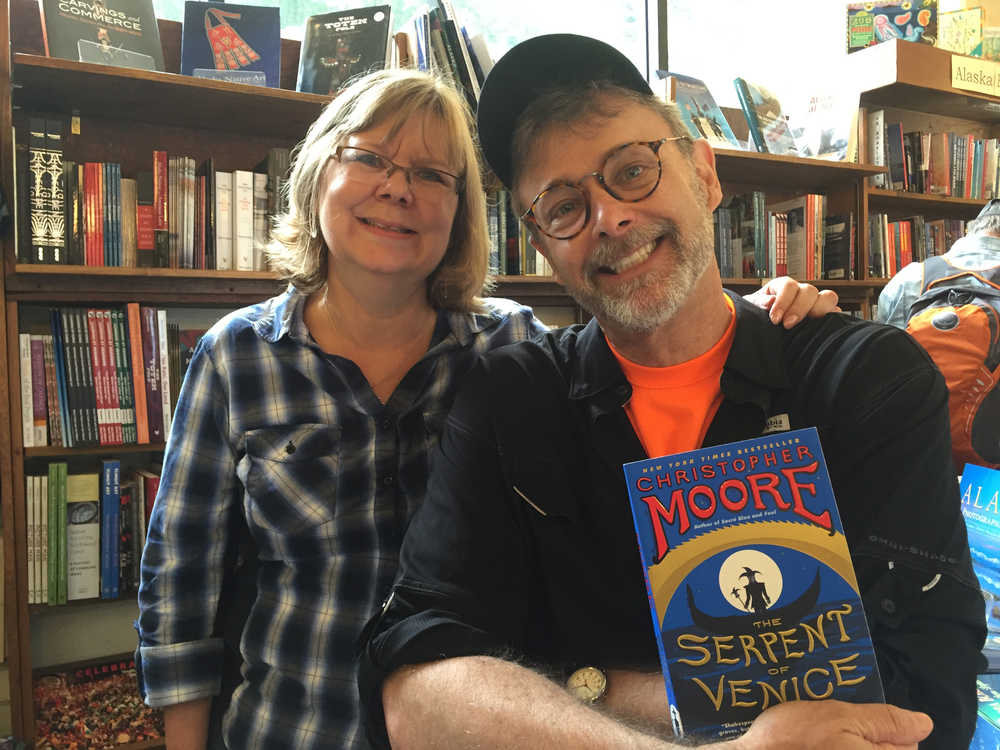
[268,68,491,311]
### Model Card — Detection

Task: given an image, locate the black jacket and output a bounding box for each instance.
[361,293,986,749]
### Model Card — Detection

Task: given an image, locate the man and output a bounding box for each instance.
[875,199,1000,329]
[360,34,985,750]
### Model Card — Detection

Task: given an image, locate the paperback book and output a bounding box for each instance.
[296,6,393,95]
[623,427,884,741]
[959,463,1000,640]
[659,72,741,150]
[846,1,938,53]
[733,78,799,156]
[38,0,164,71]
[180,2,280,88]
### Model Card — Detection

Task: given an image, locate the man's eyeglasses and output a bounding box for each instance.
[333,145,463,196]
[520,136,690,240]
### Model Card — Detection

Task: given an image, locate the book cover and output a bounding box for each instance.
[19,332,35,448]
[959,463,1000,637]
[939,8,983,58]
[33,654,164,746]
[30,335,49,446]
[41,334,65,447]
[180,2,280,88]
[790,91,861,162]
[139,305,164,443]
[296,6,393,95]
[733,78,798,156]
[66,472,100,600]
[232,169,253,271]
[660,72,741,150]
[847,1,937,53]
[623,427,884,741]
[215,170,233,270]
[38,0,164,71]
[191,67,267,86]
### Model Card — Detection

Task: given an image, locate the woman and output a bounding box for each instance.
[135,68,836,750]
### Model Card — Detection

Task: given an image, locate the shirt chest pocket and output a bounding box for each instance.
[243,424,341,560]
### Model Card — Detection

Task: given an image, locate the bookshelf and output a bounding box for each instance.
[850,39,1000,314]
[0,5,908,747]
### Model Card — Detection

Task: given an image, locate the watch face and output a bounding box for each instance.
[567,666,607,703]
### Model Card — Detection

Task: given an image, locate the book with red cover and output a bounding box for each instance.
[34,654,164,746]
[126,303,150,443]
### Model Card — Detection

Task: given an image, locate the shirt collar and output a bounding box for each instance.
[251,286,508,349]
[567,290,790,401]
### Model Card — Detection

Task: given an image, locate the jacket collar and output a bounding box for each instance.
[566,290,791,404]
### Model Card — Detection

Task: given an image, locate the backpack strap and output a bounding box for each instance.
[923,253,1000,292]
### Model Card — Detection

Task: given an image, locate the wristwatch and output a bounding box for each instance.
[566,665,608,704]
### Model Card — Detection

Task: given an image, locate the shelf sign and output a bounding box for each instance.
[952,56,1000,96]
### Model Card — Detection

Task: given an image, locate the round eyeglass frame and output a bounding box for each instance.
[333,145,463,194]
[519,135,690,240]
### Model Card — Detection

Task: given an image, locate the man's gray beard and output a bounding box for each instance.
[565,214,716,333]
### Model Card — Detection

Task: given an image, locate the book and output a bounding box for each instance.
[622,427,884,740]
[790,90,861,162]
[733,78,798,156]
[867,109,887,189]
[125,303,150,443]
[30,335,49,446]
[846,1,938,53]
[38,0,164,71]
[100,459,120,599]
[180,2,281,88]
[215,170,233,270]
[232,169,254,271]
[66,472,100,600]
[139,305,164,442]
[253,171,267,271]
[296,6,393,95]
[33,654,164,746]
[19,333,35,447]
[660,72,741,150]
[938,7,983,56]
[959,463,1000,638]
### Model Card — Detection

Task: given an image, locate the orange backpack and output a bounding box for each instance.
[905,255,1000,470]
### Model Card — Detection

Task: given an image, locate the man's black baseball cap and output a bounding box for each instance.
[476,34,653,190]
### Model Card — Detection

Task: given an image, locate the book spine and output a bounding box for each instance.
[50,309,73,447]
[41,335,64,447]
[100,459,121,599]
[57,462,68,604]
[40,473,48,605]
[30,336,48,446]
[157,309,172,439]
[100,310,124,445]
[48,462,59,605]
[253,172,267,271]
[19,333,35,448]
[26,476,36,603]
[233,170,254,271]
[140,306,164,443]
[45,120,65,263]
[86,309,110,446]
[111,309,136,444]
[71,308,100,446]
[215,171,233,270]
[28,118,48,263]
[126,303,150,443]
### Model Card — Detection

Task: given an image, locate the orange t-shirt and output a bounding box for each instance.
[608,295,736,459]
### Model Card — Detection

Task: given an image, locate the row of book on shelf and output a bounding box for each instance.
[16,117,291,270]
[24,459,160,606]
[36,0,493,100]
[710,191,856,281]
[867,109,1000,199]
[17,304,206,450]
[868,214,967,279]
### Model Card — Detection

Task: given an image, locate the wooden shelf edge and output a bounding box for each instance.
[867,188,986,207]
[12,53,326,106]
[29,594,138,614]
[24,442,166,458]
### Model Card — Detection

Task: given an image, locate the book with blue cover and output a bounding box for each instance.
[960,463,1000,642]
[733,77,799,156]
[180,2,280,88]
[660,72,741,150]
[623,427,884,742]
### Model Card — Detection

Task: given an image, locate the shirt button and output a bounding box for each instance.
[383,474,395,486]
[881,598,896,615]
[381,417,392,430]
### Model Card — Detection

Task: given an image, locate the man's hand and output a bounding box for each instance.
[723,700,932,750]
[746,277,841,329]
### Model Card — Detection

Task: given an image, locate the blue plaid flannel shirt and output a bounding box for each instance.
[136,286,546,748]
